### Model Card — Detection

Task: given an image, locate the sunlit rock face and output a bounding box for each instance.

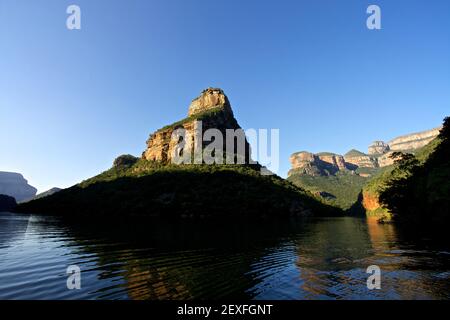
[290,126,441,177]
[0,172,37,203]
[388,127,441,152]
[288,152,349,176]
[344,152,378,169]
[317,154,347,170]
[368,141,390,155]
[188,88,233,117]
[143,88,251,165]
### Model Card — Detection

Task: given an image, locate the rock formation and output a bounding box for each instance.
[368,141,390,155]
[188,88,233,117]
[143,88,251,165]
[0,172,37,202]
[289,126,441,178]
[343,150,378,169]
[388,127,441,152]
[289,152,350,176]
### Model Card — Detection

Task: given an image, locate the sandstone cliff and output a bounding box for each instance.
[143,88,251,165]
[288,152,348,176]
[388,127,441,152]
[289,126,441,177]
[0,172,37,202]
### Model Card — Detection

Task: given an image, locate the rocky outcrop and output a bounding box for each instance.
[388,127,441,152]
[143,88,251,165]
[367,127,441,156]
[289,152,349,176]
[289,149,379,177]
[377,151,395,167]
[317,153,347,170]
[368,141,390,155]
[0,172,37,202]
[290,126,441,177]
[188,88,232,117]
[344,150,378,169]
[362,191,381,211]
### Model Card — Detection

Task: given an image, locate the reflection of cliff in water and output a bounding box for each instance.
[60,218,307,300]
[3,213,448,300]
[294,217,376,298]
[366,217,450,300]
[293,217,450,299]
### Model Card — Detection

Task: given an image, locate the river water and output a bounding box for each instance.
[0,212,449,300]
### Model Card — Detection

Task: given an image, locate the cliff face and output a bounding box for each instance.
[288,125,441,213]
[289,126,441,178]
[0,172,37,202]
[289,152,348,176]
[388,127,441,152]
[143,88,251,165]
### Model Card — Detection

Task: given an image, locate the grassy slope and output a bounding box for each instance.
[17,159,338,219]
[287,170,370,211]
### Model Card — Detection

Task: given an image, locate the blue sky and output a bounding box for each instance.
[1,0,449,192]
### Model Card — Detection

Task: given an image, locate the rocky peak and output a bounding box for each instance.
[143,88,250,165]
[368,141,390,155]
[188,87,232,117]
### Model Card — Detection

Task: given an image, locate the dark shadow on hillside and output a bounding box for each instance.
[346,192,366,216]
[16,168,340,220]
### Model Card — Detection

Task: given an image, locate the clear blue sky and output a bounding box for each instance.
[1,0,449,192]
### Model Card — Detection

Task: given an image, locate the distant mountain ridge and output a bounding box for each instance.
[288,126,442,211]
[289,126,442,177]
[0,172,37,202]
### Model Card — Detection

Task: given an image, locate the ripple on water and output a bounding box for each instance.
[0,213,449,299]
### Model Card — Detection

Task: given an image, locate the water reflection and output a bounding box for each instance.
[0,212,449,300]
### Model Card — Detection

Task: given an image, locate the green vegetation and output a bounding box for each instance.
[378,117,449,226]
[17,159,338,219]
[288,171,369,211]
[363,165,395,196]
[344,149,367,157]
[362,130,443,220]
[156,106,233,133]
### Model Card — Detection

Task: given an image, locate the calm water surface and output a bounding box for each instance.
[0,212,449,300]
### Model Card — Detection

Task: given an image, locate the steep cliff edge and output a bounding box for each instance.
[362,132,443,218]
[0,172,37,202]
[288,125,442,213]
[18,88,336,219]
[377,119,449,226]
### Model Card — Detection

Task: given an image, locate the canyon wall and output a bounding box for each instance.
[289,126,441,177]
